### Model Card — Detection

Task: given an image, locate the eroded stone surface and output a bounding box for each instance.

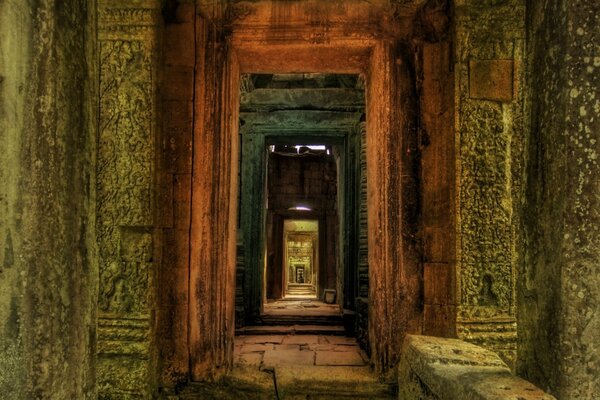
[96,2,161,397]
[0,0,97,398]
[399,335,555,400]
[519,0,600,398]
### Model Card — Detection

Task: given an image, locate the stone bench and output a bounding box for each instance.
[398,335,556,400]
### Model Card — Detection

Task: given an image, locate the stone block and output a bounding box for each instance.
[423,304,455,337]
[156,174,174,228]
[275,365,393,399]
[321,336,358,346]
[469,59,514,102]
[164,21,195,68]
[173,174,192,229]
[281,335,319,345]
[163,66,194,101]
[243,335,284,344]
[162,101,193,174]
[240,344,273,353]
[423,262,453,305]
[235,352,263,367]
[262,349,315,367]
[398,335,556,400]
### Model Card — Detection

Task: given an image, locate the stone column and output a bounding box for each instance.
[188,17,240,380]
[0,0,97,398]
[520,0,600,397]
[367,40,421,374]
[96,1,161,397]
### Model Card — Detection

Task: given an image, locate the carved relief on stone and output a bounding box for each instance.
[459,100,513,310]
[96,4,159,396]
[98,39,153,228]
[99,261,151,313]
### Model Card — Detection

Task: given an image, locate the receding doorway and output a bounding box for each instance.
[283,219,319,298]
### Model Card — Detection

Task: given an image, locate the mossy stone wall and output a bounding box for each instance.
[519,0,600,397]
[0,0,98,398]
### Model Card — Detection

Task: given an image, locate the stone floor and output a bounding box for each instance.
[176,334,394,399]
[234,333,368,368]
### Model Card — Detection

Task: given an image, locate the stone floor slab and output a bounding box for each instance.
[263,349,315,367]
[240,343,273,353]
[234,352,263,367]
[324,336,359,346]
[243,335,284,344]
[281,334,319,345]
[315,350,365,366]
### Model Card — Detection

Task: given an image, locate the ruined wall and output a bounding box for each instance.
[454,0,526,367]
[0,0,97,398]
[519,0,600,397]
[96,1,161,397]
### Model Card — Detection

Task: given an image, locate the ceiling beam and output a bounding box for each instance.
[240,110,362,132]
[240,88,365,112]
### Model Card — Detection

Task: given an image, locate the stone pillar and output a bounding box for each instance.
[96,1,161,397]
[188,17,239,380]
[520,0,600,397]
[419,38,457,338]
[0,0,97,398]
[367,40,421,374]
[454,0,526,367]
[238,132,267,324]
[157,1,196,386]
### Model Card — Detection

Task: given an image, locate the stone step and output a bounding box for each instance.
[259,313,343,326]
[176,366,395,400]
[236,324,345,335]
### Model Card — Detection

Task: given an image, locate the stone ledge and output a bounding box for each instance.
[398,335,555,400]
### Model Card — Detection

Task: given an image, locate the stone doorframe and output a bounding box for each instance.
[237,124,359,326]
[188,12,427,379]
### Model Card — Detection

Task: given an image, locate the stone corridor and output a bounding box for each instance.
[0,0,598,399]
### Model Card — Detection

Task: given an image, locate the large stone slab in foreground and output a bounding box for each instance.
[398,335,555,400]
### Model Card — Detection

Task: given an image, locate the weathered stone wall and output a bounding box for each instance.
[96,1,161,397]
[519,0,600,397]
[0,0,97,398]
[454,0,526,367]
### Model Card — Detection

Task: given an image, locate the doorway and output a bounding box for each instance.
[184,5,450,376]
[235,74,365,329]
[283,219,318,298]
